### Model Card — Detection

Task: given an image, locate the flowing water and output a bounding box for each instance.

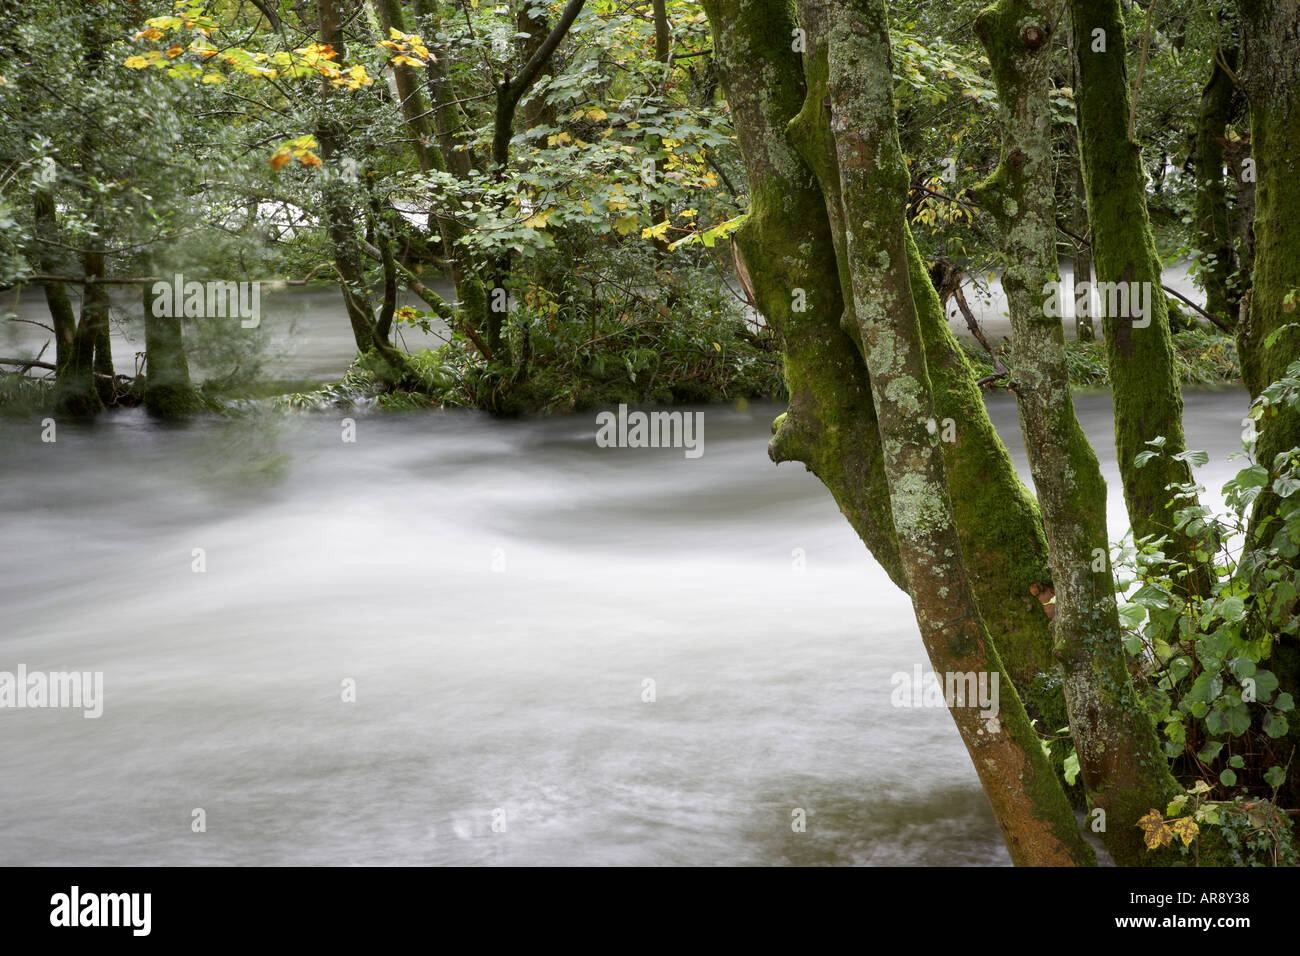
[0,292,1246,866]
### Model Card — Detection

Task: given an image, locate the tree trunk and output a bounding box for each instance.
[976,0,1178,865]
[142,281,200,418]
[787,0,1066,726]
[316,0,400,365]
[377,0,489,355]
[816,0,1093,866]
[1234,0,1300,806]
[31,189,78,369]
[702,0,1093,866]
[1195,42,1239,326]
[1066,11,1094,341]
[1070,0,1207,582]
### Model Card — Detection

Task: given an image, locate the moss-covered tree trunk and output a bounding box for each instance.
[787,0,1066,728]
[1069,0,1206,579]
[1066,14,1094,341]
[976,0,1178,865]
[816,0,1093,865]
[1235,0,1300,806]
[701,0,1091,865]
[1195,41,1240,327]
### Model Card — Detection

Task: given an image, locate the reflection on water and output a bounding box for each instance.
[0,389,1247,865]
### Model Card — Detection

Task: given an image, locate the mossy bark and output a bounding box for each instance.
[1069,0,1206,576]
[789,0,1064,727]
[1195,42,1240,326]
[699,0,903,588]
[1235,0,1300,806]
[976,0,1178,865]
[815,0,1093,865]
[703,0,1091,865]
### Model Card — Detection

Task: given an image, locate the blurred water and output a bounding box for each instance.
[0,387,1247,865]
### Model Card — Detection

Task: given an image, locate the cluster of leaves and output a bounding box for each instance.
[1136,780,1296,866]
[1113,379,1300,816]
[390,257,782,415]
[959,329,1241,389]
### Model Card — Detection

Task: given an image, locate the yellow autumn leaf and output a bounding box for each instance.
[269,150,292,171]
[586,108,607,121]
[299,151,322,168]
[613,215,639,235]
[1136,809,1174,850]
[201,72,224,84]
[1169,816,1199,847]
[523,210,550,228]
[165,46,184,58]
[641,220,670,241]
[134,28,164,40]
[124,55,151,69]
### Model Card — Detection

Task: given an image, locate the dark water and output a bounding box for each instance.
[0,382,1248,865]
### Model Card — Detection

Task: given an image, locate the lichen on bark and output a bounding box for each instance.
[976,0,1178,865]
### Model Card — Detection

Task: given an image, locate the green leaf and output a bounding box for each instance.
[1265,765,1286,789]
[1229,656,1256,681]
[1236,464,1270,489]
[1219,768,1237,787]
[1118,603,1146,628]
[1218,596,1246,622]
[1274,475,1300,498]
[1174,449,1209,467]
[1263,711,1290,738]
[1063,751,1080,786]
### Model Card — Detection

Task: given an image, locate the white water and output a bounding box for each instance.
[0,385,1246,865]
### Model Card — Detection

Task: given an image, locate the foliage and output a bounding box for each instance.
[1104,363,1300,862]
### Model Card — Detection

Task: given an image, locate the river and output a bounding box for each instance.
[0,382,1247,865]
